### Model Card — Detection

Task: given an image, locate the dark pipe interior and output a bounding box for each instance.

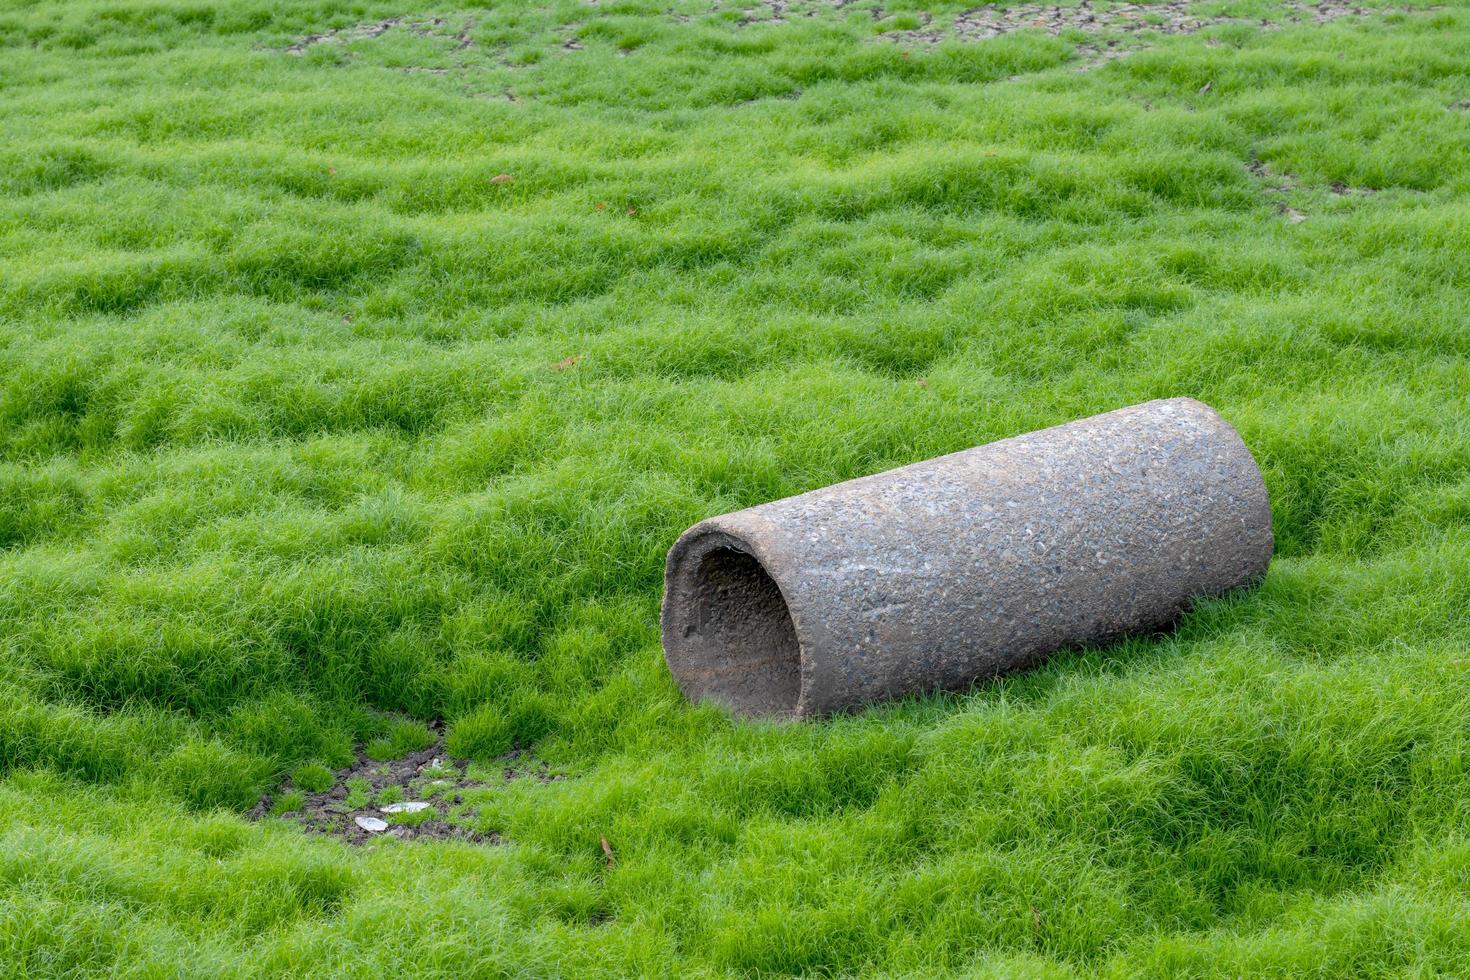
[682,546,800,718]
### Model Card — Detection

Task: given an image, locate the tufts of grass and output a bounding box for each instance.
[2,0,1470,973]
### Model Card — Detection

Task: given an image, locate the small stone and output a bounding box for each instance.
[355,816,389,832]
[380,801,431,814]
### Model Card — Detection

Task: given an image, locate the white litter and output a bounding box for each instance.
[380,801,431,814]
[354,816,389,832]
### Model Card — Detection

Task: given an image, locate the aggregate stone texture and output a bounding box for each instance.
[661,398,1273,719]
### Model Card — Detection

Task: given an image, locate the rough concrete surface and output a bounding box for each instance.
[662,398,1273,719]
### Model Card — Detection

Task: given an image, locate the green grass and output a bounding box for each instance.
[3,0,1470,973]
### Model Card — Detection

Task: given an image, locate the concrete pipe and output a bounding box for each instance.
[661,398,1272,720]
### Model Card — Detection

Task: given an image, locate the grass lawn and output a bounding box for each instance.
[4,0,1470,973]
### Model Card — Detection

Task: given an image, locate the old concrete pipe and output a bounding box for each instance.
[661,398,1272,720]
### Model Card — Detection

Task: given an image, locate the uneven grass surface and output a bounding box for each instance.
[4,0,1470,974]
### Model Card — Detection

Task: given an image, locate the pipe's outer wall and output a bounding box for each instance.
[661,398,1273,720]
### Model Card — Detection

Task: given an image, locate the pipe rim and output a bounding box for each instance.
[660,524,808,720]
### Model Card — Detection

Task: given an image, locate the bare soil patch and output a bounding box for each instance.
[286,16,475,55]
[281,1,1435,75]
[879,0,1406,44]
[249,721,563,845]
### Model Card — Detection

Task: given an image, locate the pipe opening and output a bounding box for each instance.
[680,546,800,718]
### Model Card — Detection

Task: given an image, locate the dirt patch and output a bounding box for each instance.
[1281,0,1389,23]
[734,0,876,26]
[1246,158,1379,219]
[285,15,477,56]
[957,1,1227,40]
[280,14,535,76]
[286,17,403,54]
[279,1,1438,80]
[249,720,564,845]
[1249,158,1298,193]
[1248,158,1309,221]
[877,0,1410,45]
